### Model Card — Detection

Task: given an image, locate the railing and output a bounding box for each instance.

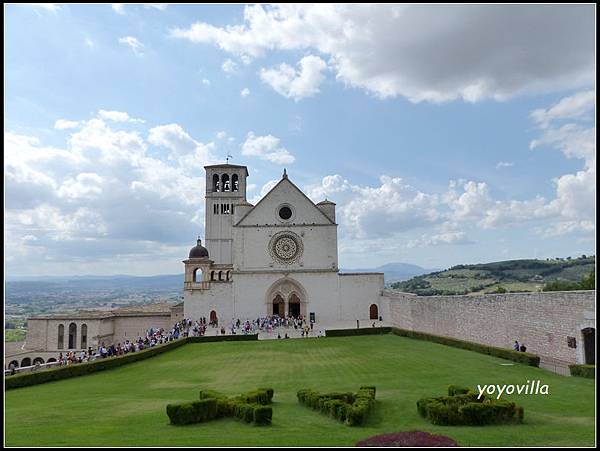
[4,361,61,376]
[184,281,211,290]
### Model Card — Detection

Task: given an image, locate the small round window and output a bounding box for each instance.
[278,206,293,220]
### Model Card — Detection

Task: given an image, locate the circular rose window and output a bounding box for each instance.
[278,206,293,220]
[269,231,303,264]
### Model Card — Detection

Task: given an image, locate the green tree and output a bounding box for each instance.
[580,269,595,290]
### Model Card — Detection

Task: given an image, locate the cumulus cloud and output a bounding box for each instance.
[241,87,250,97]
[98,109,145,123]
[55,119,80,130]
[170,4,594,102]
[112,4,125,14]
[241,132,295,164]
[222,58,238,74]
[260,55,327,101]
[119,36,144,56]
[4,114,227,275]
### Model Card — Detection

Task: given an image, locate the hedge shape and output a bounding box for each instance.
[569,364,595,379]
[297,386,376,426]
[325,327,392,337]
[167,388,274,426]
[417,386,524,426]
[166,398,218,425]
[391,327,540,367]
[5,334,258,391]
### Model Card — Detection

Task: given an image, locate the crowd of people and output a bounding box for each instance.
[42,314,317,369]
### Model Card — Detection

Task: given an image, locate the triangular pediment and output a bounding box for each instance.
[236,177,335,226]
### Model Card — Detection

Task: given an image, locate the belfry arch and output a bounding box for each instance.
[265,278,308,319]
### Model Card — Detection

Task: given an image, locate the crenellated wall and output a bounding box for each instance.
[383,290,596,364]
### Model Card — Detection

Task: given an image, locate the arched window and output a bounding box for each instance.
[9,360,19,368]
[218,271,223,281]
[81,324,88,349]
[211,271,215,281]
[47,358,57,363]
[222,174,230,192]
[232,174,239,192]
[68,323,77,349]
[213,174,220,192]
[58,324,64,349]
[193,268,203,283]
[21,357,31,367]
[33,357,45,365]
[226,271,231,281]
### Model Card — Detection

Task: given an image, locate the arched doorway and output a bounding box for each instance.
[33,357,45,365]
[210,310,218,326]
[272,294,285,317]
[68,323,77,349]
[21,357,31,367]
[9,360,19,368]
[582,327,595,364]
[289,293,301,318]
[369,304,379,320]
[47,358,57,363]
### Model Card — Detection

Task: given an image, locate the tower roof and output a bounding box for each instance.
[204,164,249,176]
[189,238,209,259]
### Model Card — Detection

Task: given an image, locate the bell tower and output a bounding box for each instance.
[204,164,249,265]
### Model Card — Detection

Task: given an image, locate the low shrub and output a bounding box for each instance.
[391,327,540,367]
[6,334,259,391]
[569,364,595,379]
[417,386,523,426]
[297,387,376,427]
[325,327,392,337]
[253,406,273,426]
[356,431,459,447]
[447,385,471,396]
[166,398,218,425]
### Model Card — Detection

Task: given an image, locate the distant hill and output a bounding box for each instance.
[391,256,595,296]
[342,262,440,284]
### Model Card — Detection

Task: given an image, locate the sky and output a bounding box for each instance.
[4,3,596,277]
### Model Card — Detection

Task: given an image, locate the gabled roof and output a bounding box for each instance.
[235,175,336,226]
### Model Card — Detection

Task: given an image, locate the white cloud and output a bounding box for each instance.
[260,55,327,101]
[145,4,168,11]
[496,161,514,169]
[202,78,210,86]
[29,4,61,12]
[5,115,227,275]
[241,132,295,165]
[98,110,145,123]
[407,231,474,248]
[530,90,595,129]
[241,87,250,97]
[112,4,125,15]
[170,4,594,103]
[55,119,80,130]
[84,37,95,48]
[118,36,144,56]
[222,58,238,74]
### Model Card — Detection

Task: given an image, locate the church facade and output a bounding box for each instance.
[182,164,386,325]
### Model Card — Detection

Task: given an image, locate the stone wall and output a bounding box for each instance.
[384,290,596,364]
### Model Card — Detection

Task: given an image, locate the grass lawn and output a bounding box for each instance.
[4,335,596,447]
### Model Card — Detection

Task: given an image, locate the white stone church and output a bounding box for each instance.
[182,163,386,325]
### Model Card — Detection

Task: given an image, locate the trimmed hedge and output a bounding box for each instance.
[417,386,524,426]
[166,398,218,425]
[166,388,275,426]
[5,338,188,390]
[391,327,540,367]
[5,334,258,391]
[569,364,595,379]
[297,386,376,426]
[325,327,392,337]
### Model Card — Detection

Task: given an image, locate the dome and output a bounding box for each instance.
[189,238,209,258]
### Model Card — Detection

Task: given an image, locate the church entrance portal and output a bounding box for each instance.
[289,294,301,318]
[273,295,285,317]
[582,327,595,364]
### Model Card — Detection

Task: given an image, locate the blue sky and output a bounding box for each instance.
[5,4,596,276]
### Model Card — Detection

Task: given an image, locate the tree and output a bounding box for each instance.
[580,269,595,290]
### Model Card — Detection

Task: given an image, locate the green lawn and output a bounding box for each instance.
[4,335,596,447]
